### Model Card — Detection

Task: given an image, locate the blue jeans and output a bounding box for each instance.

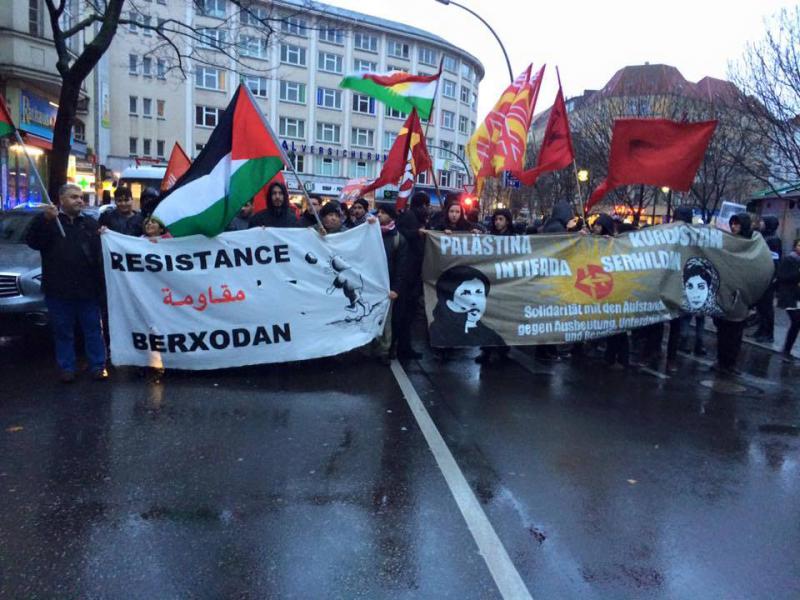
[45,297,106,373]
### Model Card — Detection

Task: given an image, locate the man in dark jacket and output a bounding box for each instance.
[99,186,143,236]
[542,201,575,233]
[26,184,107,382]
[226,199,254,231]
[374,205,409,363]
[395,191,430,359]
[299,194,323,228]
[752,215,782,342]
[249,182,298,228]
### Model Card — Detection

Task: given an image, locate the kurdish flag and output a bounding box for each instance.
[0,94,16,138]
[154,85,284,237]
[339,69,440,120]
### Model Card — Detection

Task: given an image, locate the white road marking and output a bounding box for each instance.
[390,360,533,600]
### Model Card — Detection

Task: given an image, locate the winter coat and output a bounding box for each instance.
[673,206,693,224]
[594,213,615,236]
[761,215,782,264]
[776,252,800,309]
[99,209,144,236]
[382,226,409,294]
[542,201,573,233]
[26,212,103,300]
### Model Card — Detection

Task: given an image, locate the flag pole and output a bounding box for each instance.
[555,66,585,218]
[240,85,325,233]
[423,57,447,209]
[13,128,65,237]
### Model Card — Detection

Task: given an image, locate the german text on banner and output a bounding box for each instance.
[422,225,773,347]
[102,224,390,369]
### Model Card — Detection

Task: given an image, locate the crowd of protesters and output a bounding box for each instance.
[24,181,797,383]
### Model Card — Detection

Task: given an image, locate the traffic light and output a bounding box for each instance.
[462,196,475,210]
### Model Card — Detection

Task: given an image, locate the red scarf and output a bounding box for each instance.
[380,220,396,234]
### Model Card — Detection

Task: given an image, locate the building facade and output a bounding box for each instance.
[104,0,483,203]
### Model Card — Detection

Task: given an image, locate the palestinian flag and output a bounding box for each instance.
[153,85,284,237]
[339,69,440,120]
[0,94,16,138]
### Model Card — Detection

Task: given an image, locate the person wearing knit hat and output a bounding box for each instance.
[344,197,370,230]
[319,202,344,234]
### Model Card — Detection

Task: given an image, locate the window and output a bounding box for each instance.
[385,106,406,119]
[143,139,152,156]
[443,54,458,72]
[439,170,452,187]
[239,35,268,59]
[128,54,138,74]
[442,79,456,99]
[352,94,375,115]
[198,0,226,19]
[318,51,342,74]
[460,85,470,104]
[353,32,378,53]
[29,0,41,36]
[472,92,478,109]
[241,5,266,26]
[460,63,472,81]
[457,143,465,158]
[157,139,165,158]
[318,24,343,45]
[244,75,268,98]
[279,81,306,104]
[195,105,222,127]
[388,39,410,59]
[129,137,138,156]
[459,115,469,134]
[143,98,152,117]
[129,96,138,115]
[383,131,397,151]
[142,56,152,77]
[387,64,408,73]
[316,87,342,110]
[279,117,305,139]
[351,128,374,148]
[354,58,376,72]
[71,120,85,142]
[280,43,306,67]
[281,16,307,37]
[441,110,455,130]
[316,122,341,144]
[455,172,465,188]
[350,161,372,178]
[142,16,152,36]
[439,140,453,158]
[195,66,224,90]
[316,157,340,177]
[416,171,428,184]
[418,46,437,66]
[157,99,165,118]
[157,59,166,79]
[198,27,226,50]
[128,9,138,33]
[284,152,305,173]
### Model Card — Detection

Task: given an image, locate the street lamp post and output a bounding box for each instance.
[428,144,473,185]
[434,0,514,82]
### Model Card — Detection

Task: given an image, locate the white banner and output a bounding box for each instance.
[102,223,390,369]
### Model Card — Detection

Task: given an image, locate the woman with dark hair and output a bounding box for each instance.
[681,256,724,317]
[776,238,800,360]
[429,265,505,350]
[249,181,298,228]
[435,200,482,234]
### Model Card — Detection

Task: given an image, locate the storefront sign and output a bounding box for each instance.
[19,91,57,141]
[281,140,388,163]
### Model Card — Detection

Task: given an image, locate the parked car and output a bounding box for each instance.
[0,210,48,335]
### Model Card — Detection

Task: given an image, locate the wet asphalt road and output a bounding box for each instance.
[0,330,798,599]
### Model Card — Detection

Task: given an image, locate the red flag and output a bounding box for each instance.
[0,93,15,138]
[160,142,191,192]
[586,118,717,212]
[360,109,431,201]
[514,82,574,186]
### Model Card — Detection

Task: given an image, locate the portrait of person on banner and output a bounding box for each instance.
[681,256,724,317]
[429,266,505,347]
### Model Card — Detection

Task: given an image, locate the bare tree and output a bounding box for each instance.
[729,7,800,187]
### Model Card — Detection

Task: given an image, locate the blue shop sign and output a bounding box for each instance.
[19,90,57,141]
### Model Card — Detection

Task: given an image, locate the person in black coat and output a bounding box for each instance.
[26,184,107,382]
[249,181,298,228]
[776,238,800,360]
[435,198,481,233]
[753,215,782,342]
[99,186,143,236]
[394,191,431,359]
[299,194,323,228]
[373,205,409,362]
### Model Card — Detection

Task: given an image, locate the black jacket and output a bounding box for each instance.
[761,216,782,264]
[26,212,103,300]
[382,226,409,294]
[776,253,800,309]
[397,208,428,263]
[99,209,144,236]
[249,203,298,228]
[542,201,573,233]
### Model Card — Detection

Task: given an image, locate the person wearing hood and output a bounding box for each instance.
[542,201,575,233]
[591,213,616,236]
[713,212,754,375]
[776,238,800,361]
[249,182,298,228]
[752,215,782,343]
[344,197,369,229]
[299,194,323,228]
